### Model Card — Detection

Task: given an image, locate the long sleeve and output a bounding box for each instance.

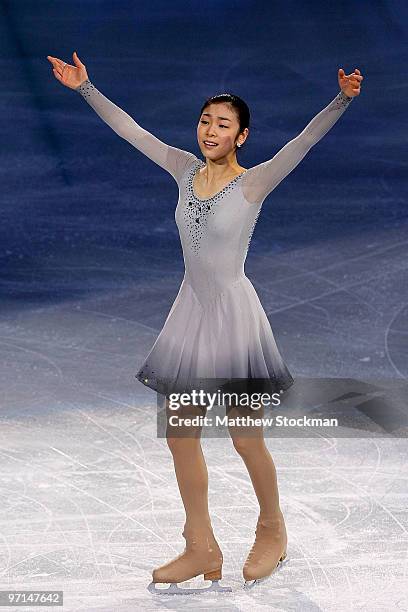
[75,79,197,183]
[242,90,354,205]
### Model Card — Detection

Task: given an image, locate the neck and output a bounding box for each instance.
[202,157,244,180]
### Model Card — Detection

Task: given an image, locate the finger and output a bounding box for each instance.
[48,56,66,74]
[338,68,345,77]
[72,51,83,67]
[47,56,59,69]
[48,55,64,68]
[53,62,64,77]
[53,68,62,82]
[354,68,361,74]
[346,75,363,84]
[50,63,63,77]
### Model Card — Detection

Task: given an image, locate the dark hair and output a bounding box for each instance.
[198,93,250,151]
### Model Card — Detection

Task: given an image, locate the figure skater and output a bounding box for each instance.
[47,51,362,594]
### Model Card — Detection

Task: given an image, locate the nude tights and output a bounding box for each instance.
[165,402,282,536]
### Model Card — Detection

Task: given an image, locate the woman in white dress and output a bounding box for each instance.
[47,51,362,594]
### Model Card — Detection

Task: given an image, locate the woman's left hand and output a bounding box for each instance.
[338,68,363,97]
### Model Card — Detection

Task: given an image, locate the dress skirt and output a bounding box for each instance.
[135,275,294,400]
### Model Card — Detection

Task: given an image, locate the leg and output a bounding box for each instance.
[165,398,212,532]
[149,398,230,593]
[228,403,282,520]
[227,403,287,583]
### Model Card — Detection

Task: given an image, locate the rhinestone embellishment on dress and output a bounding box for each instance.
[331,90,353,110]
[245,206,262,257]
[76,78,98,98]
[184,161,245,255]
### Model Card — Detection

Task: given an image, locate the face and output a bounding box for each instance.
[197,102,246,159]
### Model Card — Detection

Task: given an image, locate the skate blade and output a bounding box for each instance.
[148,579,233,595]
[243,553,288,590]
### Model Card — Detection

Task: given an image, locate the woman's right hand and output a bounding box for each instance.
[47,51,89,90]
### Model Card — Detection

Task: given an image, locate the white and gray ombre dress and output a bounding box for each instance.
[76,79,353,398]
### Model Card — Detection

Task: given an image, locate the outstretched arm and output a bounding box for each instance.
[75,79,196,183]
[47,52,196,183]
[242,68,363,205]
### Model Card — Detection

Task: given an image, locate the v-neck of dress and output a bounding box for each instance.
[191,160,247,202]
